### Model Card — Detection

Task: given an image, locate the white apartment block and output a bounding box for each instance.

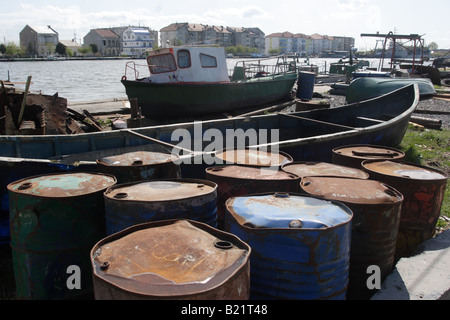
[121,27,155,57]
[265,32,354,56]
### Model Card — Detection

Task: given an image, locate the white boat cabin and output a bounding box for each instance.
[145,47,230,83]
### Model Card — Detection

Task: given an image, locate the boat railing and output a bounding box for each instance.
[231,55,297,80]
[123,61,180,81]
[123,61,149,80]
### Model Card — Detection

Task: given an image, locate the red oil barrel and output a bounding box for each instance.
[300,176,403,300]
[362,160,448,258]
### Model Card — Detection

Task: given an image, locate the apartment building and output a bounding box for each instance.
[265,32,354,56]
[160,23,265,52]
[121,27,156,56]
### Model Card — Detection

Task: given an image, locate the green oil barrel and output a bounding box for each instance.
[8,172,116,300]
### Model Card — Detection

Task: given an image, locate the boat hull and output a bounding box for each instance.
[346,77,436,103]
[121,72,297,119]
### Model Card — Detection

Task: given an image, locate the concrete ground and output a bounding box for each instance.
[68,97,130,115]
[371,229,450,300]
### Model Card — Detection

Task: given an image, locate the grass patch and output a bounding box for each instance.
[397,125,450,231]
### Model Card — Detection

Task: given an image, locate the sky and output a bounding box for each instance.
[1,0,450,51]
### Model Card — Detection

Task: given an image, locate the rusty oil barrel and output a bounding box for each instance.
[96,151,181,184]
[224,192,352,300]
[362,160,448,258]
[7,172,117,300]
[205,165,300,229]
[91,219,251,300]
[213,148,293,167]
[300,176,403,300]
[282,161,369,180]
[104,179,218,235]
[332,145,405,169]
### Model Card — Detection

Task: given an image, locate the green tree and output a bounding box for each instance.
[0,44,6,55]
[78,46,91,56]
[90,43,98,54]
[56,42,66,55]
[428,42,438,51]
[66,47,74,57]
[5,42,20,56]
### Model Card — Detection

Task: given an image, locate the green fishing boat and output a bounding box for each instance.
[121,46,298,120]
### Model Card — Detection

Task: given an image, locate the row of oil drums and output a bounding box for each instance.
[6,145,447,300]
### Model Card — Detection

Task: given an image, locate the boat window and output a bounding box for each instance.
[177,50,191,68]
[200,54,217,68]
[147,53,177,74]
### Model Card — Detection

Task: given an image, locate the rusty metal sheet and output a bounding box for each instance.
[214,148,293,167]
[91,219,251,299]
[282,161,369,179]
[7,172,117,198]
[300,176,403,205]
[224,193,352,300]
[332,144,405,168]
[362,160,448,258]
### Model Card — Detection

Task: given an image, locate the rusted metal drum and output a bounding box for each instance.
[205,165,300,229]
[282,161,369,180]
[104,179,218,235]
[96,151,181,184]
[224,192,353,300]
[300,176,403,300]
[213,148,293,167]
[91,219,251,300]
[362,160,448,258]
[7,172,117,300]
[332,145,405,169]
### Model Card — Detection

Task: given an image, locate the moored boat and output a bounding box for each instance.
[120,46,298,119]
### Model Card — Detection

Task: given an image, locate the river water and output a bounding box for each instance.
[0,58,381,103]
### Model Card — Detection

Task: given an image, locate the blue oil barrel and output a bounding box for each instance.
[224,192,353,300]
[104,179,218,235]
[296,71,316,101]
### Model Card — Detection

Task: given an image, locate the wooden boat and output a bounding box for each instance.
[0,84,419,242]
[120,46,298,120]
[345,77,436,103]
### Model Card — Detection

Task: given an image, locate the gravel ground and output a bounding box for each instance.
[322,91,450,129]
